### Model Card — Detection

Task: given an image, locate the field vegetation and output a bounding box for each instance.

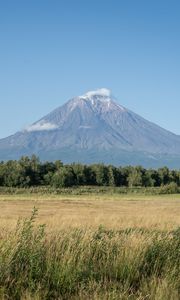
[1,191,180,299]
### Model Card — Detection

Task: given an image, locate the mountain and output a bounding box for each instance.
[0,88,180,167]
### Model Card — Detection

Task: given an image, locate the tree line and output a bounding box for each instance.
[0,155,180,188]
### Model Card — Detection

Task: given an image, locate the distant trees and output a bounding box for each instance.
[51,167,76,188]
[127,167,142,187]
[0,155,180,188]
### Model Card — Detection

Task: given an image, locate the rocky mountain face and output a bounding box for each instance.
[0,88,180,167]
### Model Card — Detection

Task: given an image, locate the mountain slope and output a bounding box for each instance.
[0,88,180,167]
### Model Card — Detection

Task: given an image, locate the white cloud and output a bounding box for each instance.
[81,88,111,99]
[25,121,58,132]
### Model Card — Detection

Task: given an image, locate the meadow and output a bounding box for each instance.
[1,189,180,299]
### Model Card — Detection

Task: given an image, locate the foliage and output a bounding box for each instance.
[51,166,76,187]
[0,156,180,191]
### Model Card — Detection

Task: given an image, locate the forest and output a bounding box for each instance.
[0,155,180,189]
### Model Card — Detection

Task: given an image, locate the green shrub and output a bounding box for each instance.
[159,182,179,194]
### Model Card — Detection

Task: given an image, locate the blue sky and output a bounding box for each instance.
[0,0,180,138]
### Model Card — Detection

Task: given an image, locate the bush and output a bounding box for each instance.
[159,182,179,194]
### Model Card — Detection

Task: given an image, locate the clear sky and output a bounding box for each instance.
[0,0,180,138]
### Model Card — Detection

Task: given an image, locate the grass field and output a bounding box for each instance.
[1,191,180,299]
[1,193,180,230]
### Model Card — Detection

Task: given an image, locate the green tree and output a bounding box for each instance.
[51,167,76,187]
[158,167,170,185]
[93,164,109,186]
[128,167,142,187]
[71,163,86,185]
[107,166,115,186]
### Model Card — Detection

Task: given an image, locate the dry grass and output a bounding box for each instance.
[0,193,180,233]
[1,193,180,299]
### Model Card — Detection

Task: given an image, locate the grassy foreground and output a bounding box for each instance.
[1,192,180,299]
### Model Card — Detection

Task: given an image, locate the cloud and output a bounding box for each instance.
[81,88,111,98]
[25,121,58,132]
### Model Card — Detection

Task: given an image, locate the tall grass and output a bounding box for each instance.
[0,209,180,299]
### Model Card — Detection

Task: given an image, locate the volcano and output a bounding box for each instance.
[0,88,180,167]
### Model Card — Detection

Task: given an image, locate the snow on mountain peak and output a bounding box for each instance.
[76,88,126,112]
[80,88,111,100]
